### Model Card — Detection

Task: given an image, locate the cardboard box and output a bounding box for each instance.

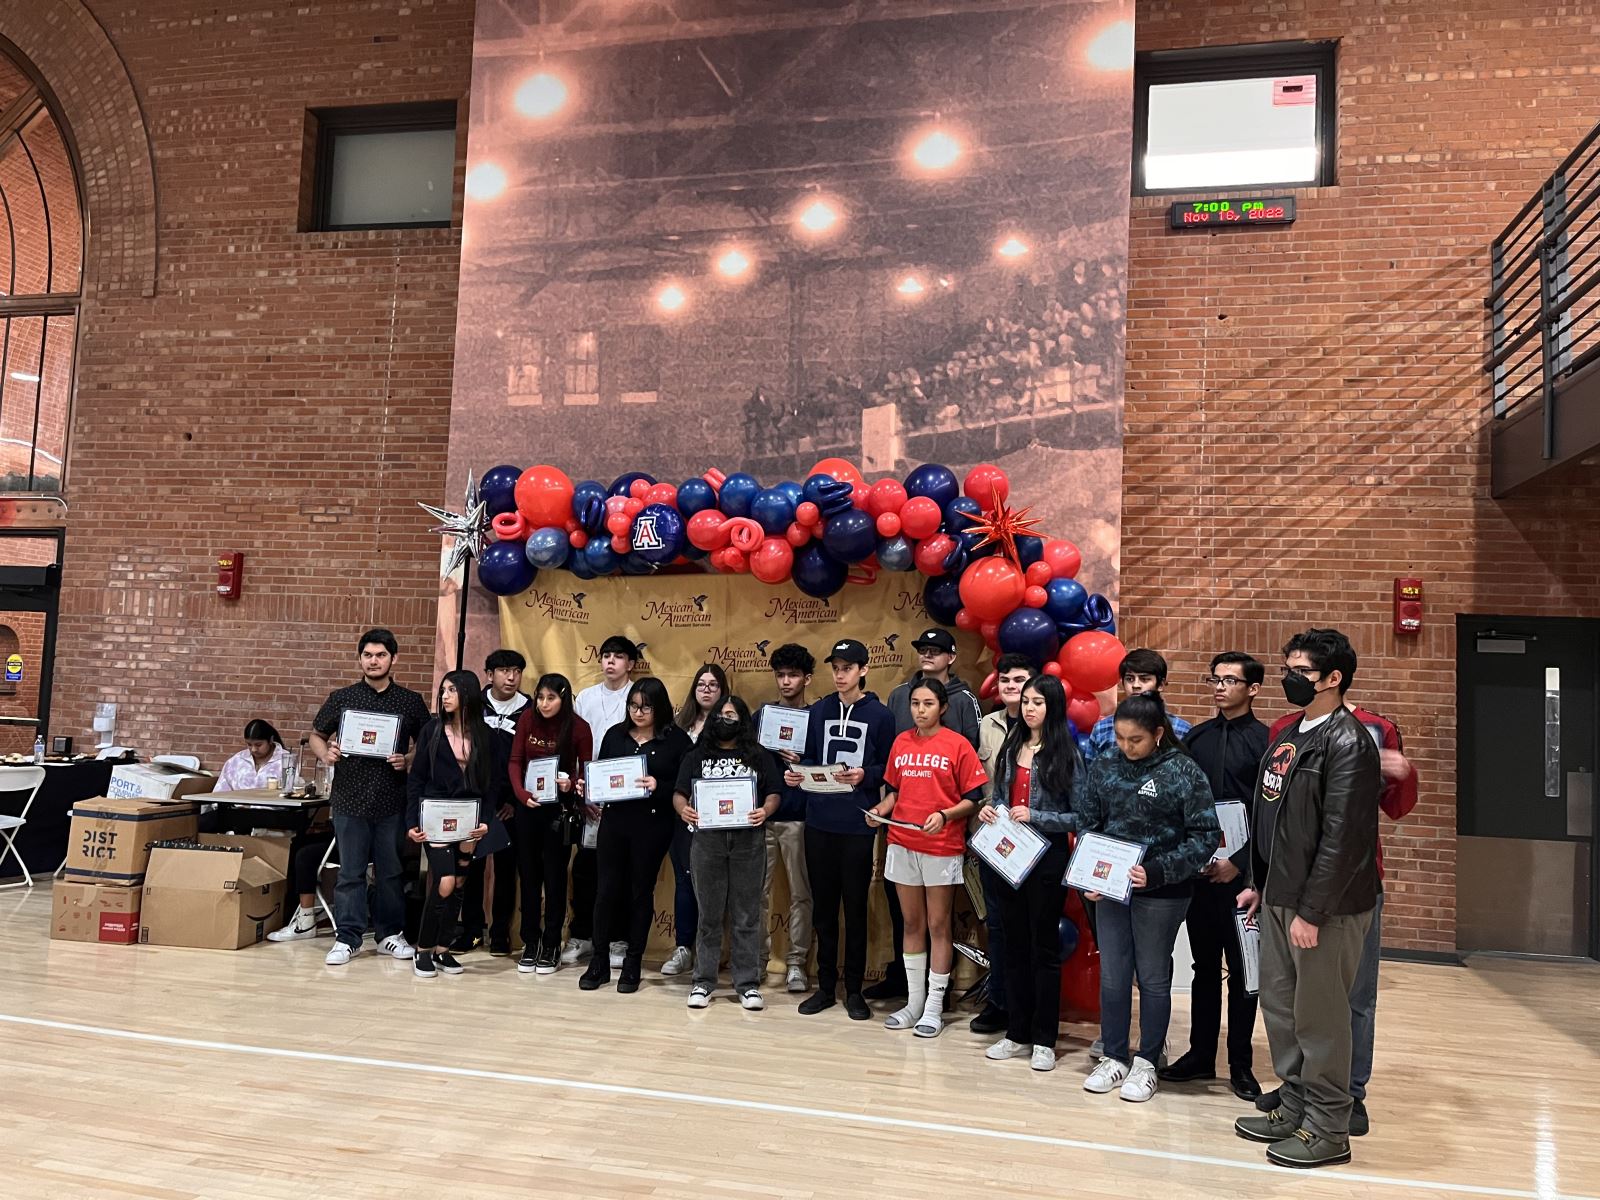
[107,762,215,802]
[51,881,142,944]
[63,798,201,886]
[140,838,288,950]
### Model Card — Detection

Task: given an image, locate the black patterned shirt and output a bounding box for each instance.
[313,678,432,819]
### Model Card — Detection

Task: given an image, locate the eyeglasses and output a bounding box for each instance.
[1280,667,1322,680]
[1203,675,1249,688]
[627,701,652,712]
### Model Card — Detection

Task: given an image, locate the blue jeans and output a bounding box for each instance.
[1094,893,1189,1066]
[332,811,405,948]
[670,822,698,949]
[1350,890,1383,1099]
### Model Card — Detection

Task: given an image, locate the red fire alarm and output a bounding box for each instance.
[217,551,245,600]
[1393,577,1422,635]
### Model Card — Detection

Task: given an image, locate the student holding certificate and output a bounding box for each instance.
[508,674,594,975]
[1078,693,1221,1103]
[756,643,817,994]
[671,696,782,1010]
[662,664,730,980]
[867,678,988,1038]
[579,678,692,994]
[976,674,1086,1072]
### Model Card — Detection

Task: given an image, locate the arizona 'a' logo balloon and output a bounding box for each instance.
[633,514,664,551]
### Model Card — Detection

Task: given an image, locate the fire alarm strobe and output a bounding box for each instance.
[217,551,245,599]
[1393,577,1422,635]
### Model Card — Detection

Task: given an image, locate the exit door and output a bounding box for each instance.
[1456,616,1599,959]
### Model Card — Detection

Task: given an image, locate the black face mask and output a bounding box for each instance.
[1282,671,1319,708]
[706,716,741,742]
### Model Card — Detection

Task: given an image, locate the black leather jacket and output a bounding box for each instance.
[1251,704,1381,924]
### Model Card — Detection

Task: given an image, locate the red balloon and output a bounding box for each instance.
[1058,630,1126,695]
[784,521,811,548]
[564,517,581,534]
[954,607,978,632]
[569,530,588,550]
[492,511,529,541]
[750,536,795,584]
[851,482,871,510]
[725,517,763,553]
[724,547,750,573]
[1041,538,1082,580]
[1042,660,1063,678]
[611,533,630,553]
[979,671,998,701]
[606,512,631,536]
[687,509,730,551]
[900,496,942,539]
[808,458,865,486]
[795,501,821,528]
[514,465,576,529]
[1067,693,1100,734]
[1024,585,1048,608]
[980,621,1001,652]
[963,463,1010,512]
[605,495,629,513]
[867,479,909,517]
[875,512,902,538]
[623,497,645,516]
[1025,561,1053,587]
[914,533,958,576]
[629,479,651,500]
[644,482,678,508]
[959,556,1027,622]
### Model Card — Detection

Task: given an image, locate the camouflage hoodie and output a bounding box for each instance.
[1079,742,1221,893]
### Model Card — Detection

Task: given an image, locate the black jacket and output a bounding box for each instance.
[405,718,512,856]
[1251,704,1381,925]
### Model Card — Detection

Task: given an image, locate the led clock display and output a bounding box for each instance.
[1169,197,1297,229]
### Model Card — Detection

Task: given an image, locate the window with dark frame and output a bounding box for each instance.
[1133,41,1337,195]
[304,101,457,232]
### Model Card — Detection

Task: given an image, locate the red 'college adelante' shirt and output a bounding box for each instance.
[883,726,988,857]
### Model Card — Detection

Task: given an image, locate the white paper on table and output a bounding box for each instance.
[1063,832,1146,904]
[421,797,480,843]
[338,709,401,759]
[970,810,1049,889]
[796,764,854,794]
[1209,800,1250,864]
[1235,908,1261,995]
[524,756,559,804]
[757,706,810,755]
[584,755,649,804]
[693,777,758,829]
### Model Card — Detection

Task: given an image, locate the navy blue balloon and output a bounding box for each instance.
[681,543,710,562]
[1043,577,1088,625]
[904,463,959,510]
[567,553,597,581]
[676,478,717,517]
[575,494,606,535]
[479,464,522,518]
[583,538,620,575]
[1084,593,1116,633]
[822,508,877,563]
[478,540,537,596]
[750,488,797,536]
[1074,731,1093,757]
[1056,621,1089,641]
[802,473,855,517]
[942,543,969,576]
[998,608,1061,666]
[572,479,607,512]
[526,526,570,569]
[621,552,656,575]
[944,496,982,533]
[792,542,848,599]
[719,472,762,518]
[630,503,685,565]
[1058,916,1080,961]
[774,480,804,510]
[877,534,915,571]
[608,472,656,498]
[923,575,964,626]
[1016,535,1044,568]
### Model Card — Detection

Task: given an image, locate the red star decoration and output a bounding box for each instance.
[965,502,1042,567]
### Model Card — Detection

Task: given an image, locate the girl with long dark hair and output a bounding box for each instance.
[662,663,729,978]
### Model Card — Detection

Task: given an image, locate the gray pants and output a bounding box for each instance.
[1260,904,1374,1142]
[763,820,812,967]
[692,827,768,991]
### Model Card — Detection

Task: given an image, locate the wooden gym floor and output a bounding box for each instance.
[1,884,1596,1200]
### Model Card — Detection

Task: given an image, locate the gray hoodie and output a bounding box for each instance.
[886,671,983,749]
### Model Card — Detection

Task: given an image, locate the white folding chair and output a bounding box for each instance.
[0,766,47,889]
[315,837,340,927]
[153,754,201,771]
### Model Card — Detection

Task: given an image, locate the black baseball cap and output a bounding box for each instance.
[825,638,870,666]
[912,628,957,654]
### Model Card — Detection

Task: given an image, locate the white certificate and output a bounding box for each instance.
[1235,908,1261,995]
[758,706,810,755]
[585,755,649,804]
[1064,832,1146,904]
[970,810,1049,889]
[523,756,560,804]
[797,764,853,794]
[338,709,400,759]
[421,797,480,843]
[693,777,757,829]
[1209,800,1250,865]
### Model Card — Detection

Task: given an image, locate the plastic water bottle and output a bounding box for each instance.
[32,734,45,764]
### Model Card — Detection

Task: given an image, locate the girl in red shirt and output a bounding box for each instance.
[868,678,987,1037]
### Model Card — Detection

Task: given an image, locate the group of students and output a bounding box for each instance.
[283,620,1411,1172]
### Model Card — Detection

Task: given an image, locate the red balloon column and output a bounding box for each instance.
[1060,887,1101,1022]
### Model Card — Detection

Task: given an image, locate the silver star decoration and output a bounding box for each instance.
[419,470,488,580]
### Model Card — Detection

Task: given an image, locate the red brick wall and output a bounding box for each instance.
[1126,1,1600,951]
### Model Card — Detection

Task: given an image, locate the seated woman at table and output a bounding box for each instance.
[216,720,293,791]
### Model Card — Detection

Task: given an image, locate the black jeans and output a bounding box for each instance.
[570,845,597,941]
[804,827,875,994]
[418,843,471,951]
[459,838,516,943]
[992,841,1071,1048]
[1184,874,1257,1069]
[591,807,673,962]
[514,804,572,950]
[287,832,335,898]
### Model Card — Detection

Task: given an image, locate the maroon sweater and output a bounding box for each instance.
[508,709,594,807]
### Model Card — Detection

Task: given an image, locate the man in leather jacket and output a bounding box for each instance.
[1233,629,1380,1170]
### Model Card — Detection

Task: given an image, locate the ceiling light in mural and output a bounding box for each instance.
[514,71,569,118]
[1086,20,1135,71]
[465,162,508,201]
[714,247,752,280]
[910,128,963,173]
[794,197,842,238]
[656,283,689,313]
[996,235,1030,260]
[896,274,927,298]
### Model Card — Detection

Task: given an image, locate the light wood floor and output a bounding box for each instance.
[1,885,1596,1200]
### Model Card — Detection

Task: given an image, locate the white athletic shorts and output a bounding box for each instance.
[884,844,964,887]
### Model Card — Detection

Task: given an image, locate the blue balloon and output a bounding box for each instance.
[1043,577,1088,625]
[567,553,597,580]
[750,488,797,536]
[1084,594,1116,633]
[526,526,570,569]
[1057,916,1080,961]
[621,551,656,575]
[944,496,982,533]
[479,465,522,517]
[923,575,963,626]
[630,503,685,565]
[774,480,804,510]
[608,472,656,497]
[942,543,969,575]
[822,508,877,563]
[998,608,1061,666]
[676,478,717,517]
[1016,535,1044,568]
[719,472,762,518]
[904,463,959,509]
[876,534,915,571]
[573,479,607,511]
[792,542,847,600]
[1074,731,1093,757]
[802,473,855,517]
[680,543,710,562]
[583,538,620,575]
[478,540,537,596]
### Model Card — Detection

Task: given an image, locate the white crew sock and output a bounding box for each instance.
[884,952,929,1030]
[916,970,951,1036]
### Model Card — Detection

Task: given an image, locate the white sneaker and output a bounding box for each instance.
[785,965,807,993]
[661,945,693,976]
[378,934,416,961]
[687,985,712,1009]
[324,942,354,966]
[1084,1056,1130,1094]
[267,907,319,943]
[740,988,765,1011]
[559,937,593,965]
[986,1038,1029,1061]
[1031,1046,1057,1072]
[1120,1057,1159,1102]
[609,941,627,968]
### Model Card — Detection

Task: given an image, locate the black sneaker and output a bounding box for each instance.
[968,1003,1009,1034]
[489,936,512,958]
[844,992,871,1021]
[413,951,437,979]
[579,965,609,991]
[534,942,559,975]
[617,959,642,994]
[1256,1085,1281,1113]
[862,972,907,1002]
[1350,1098,1369,1137]
[1158,1050,1217,1083]
[436,951,466,975]
[517,945,539,975]
[797,988,836,1015]
[451,930,483,953]
[1230,1067,1262,1102]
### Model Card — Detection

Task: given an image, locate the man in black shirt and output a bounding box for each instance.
[1163,651,1269,1100]
[311,628,432,966]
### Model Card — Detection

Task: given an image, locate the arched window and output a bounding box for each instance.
[0,46,82,494]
